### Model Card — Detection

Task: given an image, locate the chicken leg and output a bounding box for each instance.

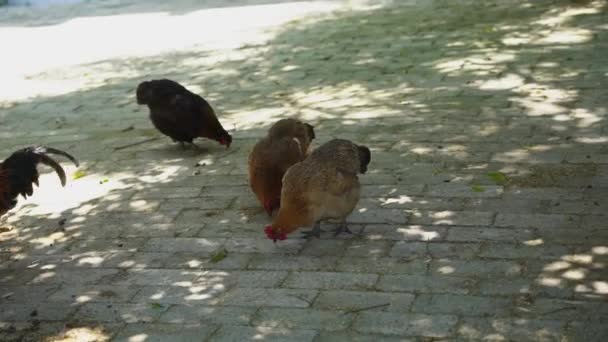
[178,141,201,150]
[333,221,353,236]
[301,221,324,239]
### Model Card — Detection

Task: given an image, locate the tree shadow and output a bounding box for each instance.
[1,0,607,340]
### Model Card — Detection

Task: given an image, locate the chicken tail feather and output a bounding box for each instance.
[39,147,80,168]
[29,147,79,187]
[37,152,68,186]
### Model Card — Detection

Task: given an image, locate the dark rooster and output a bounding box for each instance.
[0,146,79,217]
[136,79,232,148]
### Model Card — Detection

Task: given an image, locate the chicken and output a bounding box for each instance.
[0,146,79,217]
[264,139,371,242]
[136,79,232,148]
[248,118,315,215]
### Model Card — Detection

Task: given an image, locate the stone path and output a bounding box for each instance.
[1,0,607,340]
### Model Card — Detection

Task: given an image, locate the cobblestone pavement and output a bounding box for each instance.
[1,0,607,340]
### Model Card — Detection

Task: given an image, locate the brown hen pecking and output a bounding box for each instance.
[264,139,371,242]
[248,118,315,216]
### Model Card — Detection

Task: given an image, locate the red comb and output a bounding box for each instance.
[265,226,287,242]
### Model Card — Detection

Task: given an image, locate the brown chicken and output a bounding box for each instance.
[248,118,315,216]
[136,79,232,148]
[0,146,79,217]
[264,139,371,242]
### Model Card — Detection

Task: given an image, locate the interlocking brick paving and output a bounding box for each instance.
[1,0,607,340]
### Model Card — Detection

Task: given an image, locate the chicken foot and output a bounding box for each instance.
[300,221,324,239]
[178,141,200,150]
[333,221,353,236]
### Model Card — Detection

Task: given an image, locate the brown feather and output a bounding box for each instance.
[248,119,315,215]
[270,139,370,237]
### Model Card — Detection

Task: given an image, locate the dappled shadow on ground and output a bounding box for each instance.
[1,0,607,340]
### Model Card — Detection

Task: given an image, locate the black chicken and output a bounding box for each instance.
[136,79,232,148]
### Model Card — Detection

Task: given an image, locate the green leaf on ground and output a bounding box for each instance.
[72,170,87,180]
[487,172,508,185]
[471,185,485,192]
[149,303,163,309]
[210,248,228,263]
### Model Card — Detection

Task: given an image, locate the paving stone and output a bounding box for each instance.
[134,277,229,304]
[210,325,317,342]
[299,240,348,257]
[413,294,512,317]
[2,0,607,340]
[428,242,481,259]
[360,196,464,211]
[354,312,458,338]
[314,331,412,342]
[111,269,204,286]
[344,240,392,257]
[224,238,305,254]
[564,321,608,342]
[430,259,522,277]
[47,285,139,303]
[313,290,414,312]
[0,303,75,321]
[476,279,533,296]
[67,238,150,254]
[28,268,120,285]
[24,322,121,342]
[457,318,565,341]
[335,257,428,274]
[513,298,608,321]
[502,188,585,200]
[363,224,447,241]
[142,238,225,253]
[248,255,337,271]
[446,227,536,243]
[74,303,168,323]
[361,185,426,197]
[536,226,608,244]
[159,305,255,325]
[427,184,504,198]
[132,187,201,200]
[283,272,378,290]
[112,323,217,342]
[389,241,427,257]
[479,243,571,260]
[408,210,494,226]
[100,252,168,269]
[494,213,579,229]
[0,285,59,304]
[377,274,475,294]
[120,223,202,238]
[197,223,266,239]
[160,197,234,211]
[163,252,252,270]
[462,197,545,214]
[348,209,408,224]
[252,308,352,331]
[220,288,318,308]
